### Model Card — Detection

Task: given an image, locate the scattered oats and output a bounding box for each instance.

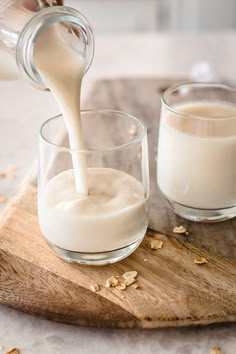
[105,272,139,289]
[210,347,222,354]
[121,295,125,299]
[150,239,163,250]
[105,276,118,288]
[8,164,17,171]
[123,271,138,280]
[125,277,136,286]
[7,173,16,179]
[5,349,20,354]
[0,196,7,204]
[116,283,126,290]
[6,165,17,178]
[90,284,100,292]
[194,257,208,265]
[0,165,17,179]
[128,124,137,136]
[173,225,187,234]
[132,283,140,289]
[143,258,147,262]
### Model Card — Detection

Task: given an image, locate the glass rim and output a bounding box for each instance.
[161,81,236,120]
[39,109,147,153]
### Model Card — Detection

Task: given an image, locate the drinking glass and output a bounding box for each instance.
[38,110,149,264]
[157,83,236,222]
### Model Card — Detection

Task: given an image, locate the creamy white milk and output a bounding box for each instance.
[34,25,88,195]
[39,168,147,252]
[158,101,236,209]
[35,25,147,253]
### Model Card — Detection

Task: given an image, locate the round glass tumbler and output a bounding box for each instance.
[157,83,236,222]
[38,110,149,265]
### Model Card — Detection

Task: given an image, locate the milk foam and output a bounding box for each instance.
[39,168,148,252]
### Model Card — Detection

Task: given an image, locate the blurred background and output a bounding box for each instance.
[1,0,236,82]
[66,0,236,33]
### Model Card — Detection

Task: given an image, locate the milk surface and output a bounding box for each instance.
[39,168,148,252]
[158,101,236,209]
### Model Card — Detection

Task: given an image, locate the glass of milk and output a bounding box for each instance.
[157,82,236,222]
[38,110,149,265]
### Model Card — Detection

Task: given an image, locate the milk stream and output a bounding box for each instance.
[34,25,88,195]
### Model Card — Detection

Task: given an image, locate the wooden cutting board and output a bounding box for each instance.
[0,78,236,329]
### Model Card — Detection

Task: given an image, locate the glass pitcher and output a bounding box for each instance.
[0,1,63,53]
[0,1,94,87]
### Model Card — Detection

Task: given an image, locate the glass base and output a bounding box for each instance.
[45,237,144,265]
[166,198,236,223]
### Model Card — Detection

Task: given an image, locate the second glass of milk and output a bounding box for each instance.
[38,110,149,265]
[157,82,236,222]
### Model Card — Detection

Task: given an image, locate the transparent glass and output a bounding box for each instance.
[157,82,236,222]
[0,3,94,87]
[38,110,149,265]
[0,0,63,52]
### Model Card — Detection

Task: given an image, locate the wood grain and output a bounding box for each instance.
[0,78,236,328]
[0,185,236,328]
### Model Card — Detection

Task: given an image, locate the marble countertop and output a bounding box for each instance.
[0,32,236,354]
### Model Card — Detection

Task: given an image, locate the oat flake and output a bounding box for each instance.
[194,257,208,265]
[123,271,138,280]
[210,347,222,354]
[173,225,187,234]
[150,240,163,250]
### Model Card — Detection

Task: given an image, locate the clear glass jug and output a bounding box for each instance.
[0,1,63,53]
[0,1,94,87]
